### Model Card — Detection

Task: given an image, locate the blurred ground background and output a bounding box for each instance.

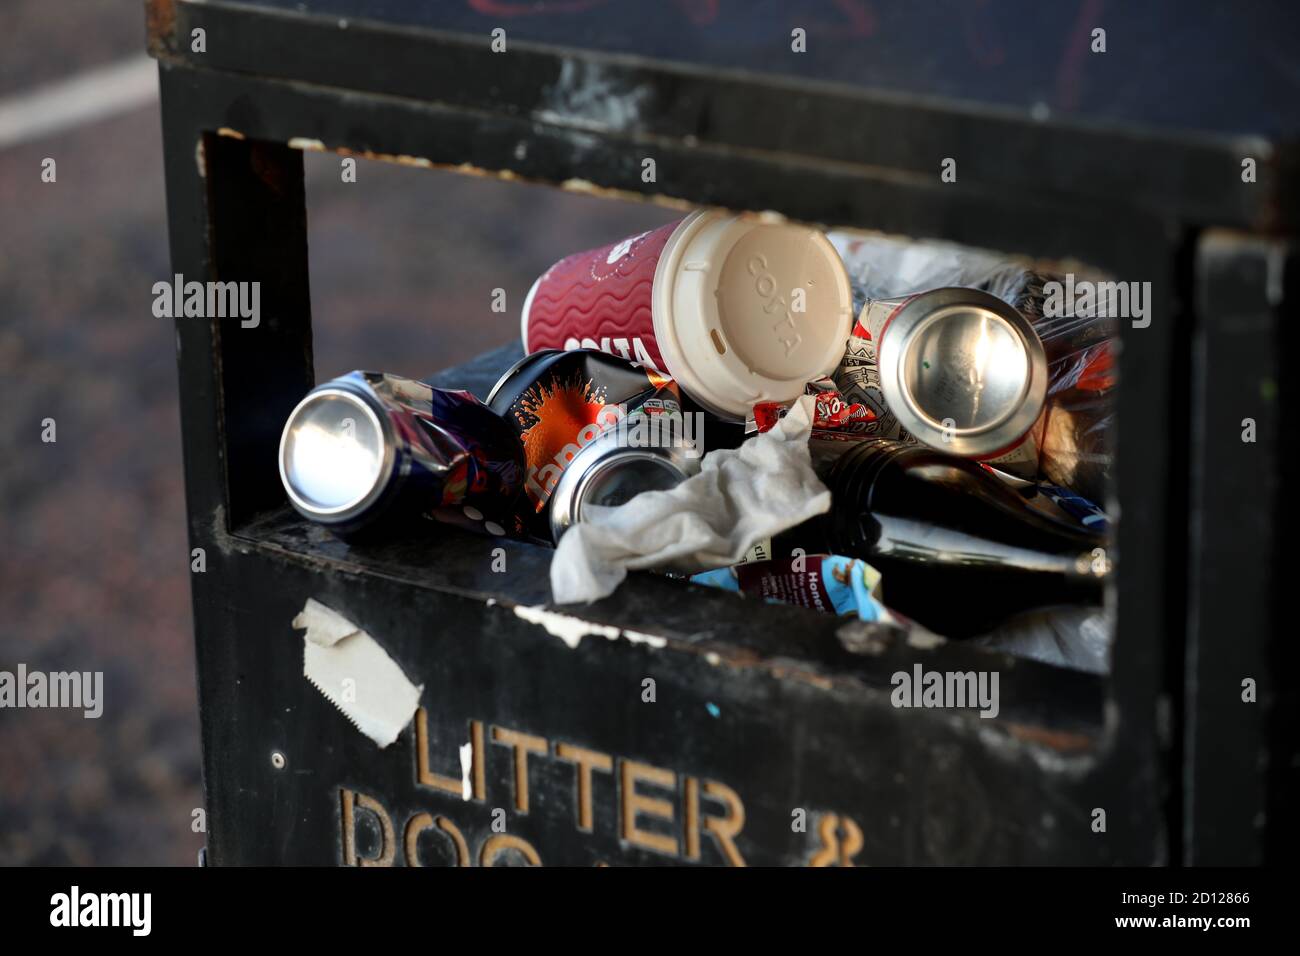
[0,0,675,865]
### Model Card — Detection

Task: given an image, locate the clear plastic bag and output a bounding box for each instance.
[829,236,1117,506]
[1012,271,1117,506]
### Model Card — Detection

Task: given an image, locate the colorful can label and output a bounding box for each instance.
[487,349,684,538]
[831,303,911,441]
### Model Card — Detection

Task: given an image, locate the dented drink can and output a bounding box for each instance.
[857,287,1047,470]
[278,371,525,532]
[487,349,701,541]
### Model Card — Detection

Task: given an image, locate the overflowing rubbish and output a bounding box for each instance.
[276,213,1117,668]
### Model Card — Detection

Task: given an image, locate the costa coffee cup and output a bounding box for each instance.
[521,210,854,421]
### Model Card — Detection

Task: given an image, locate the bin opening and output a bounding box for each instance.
[286,155,1116,679]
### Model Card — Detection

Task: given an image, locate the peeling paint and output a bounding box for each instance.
[768,664,837,692]
[975,723,1096,776]
[906,631,946,650]
[267,133,700,217]
[514,605,618,648]
[208,505,234,556]
[1005,722,1094,753]
[556,176,697,210]
[836,621,891,656]
[336,145,436,169]
[621,628,669,649]
[512,605,666,650]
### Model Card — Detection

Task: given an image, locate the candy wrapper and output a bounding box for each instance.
[691,553,892,623]
[829,322,910,440]
[750,376,876,435]
[1032,481,1109,534]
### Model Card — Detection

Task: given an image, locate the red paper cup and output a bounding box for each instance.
[522,210,853,421]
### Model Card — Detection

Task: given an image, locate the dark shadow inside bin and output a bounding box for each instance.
[236,151,1114,735]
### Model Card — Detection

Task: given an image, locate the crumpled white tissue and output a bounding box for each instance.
[551,395,831,603]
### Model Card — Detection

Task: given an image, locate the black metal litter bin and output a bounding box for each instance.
[148,0,1296,865]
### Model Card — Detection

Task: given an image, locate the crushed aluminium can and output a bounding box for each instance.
[278,371,526,533]
[486,348,702,542]
[849,287,1048,475]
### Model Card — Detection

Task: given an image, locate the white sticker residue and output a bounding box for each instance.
[459,742,473,801]
[906,631,947,650]
[293,598,423,749]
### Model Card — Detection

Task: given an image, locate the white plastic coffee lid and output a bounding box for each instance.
[651,210,853,421]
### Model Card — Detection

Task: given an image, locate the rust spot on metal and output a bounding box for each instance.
[331,146,430,168]
[767,664,838,693]
[700,645,763,668]
[559,177,696,213]
[1005,722,1094,753]
[145,0,178,56]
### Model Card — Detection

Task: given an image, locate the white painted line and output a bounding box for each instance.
[0,55,159,151]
